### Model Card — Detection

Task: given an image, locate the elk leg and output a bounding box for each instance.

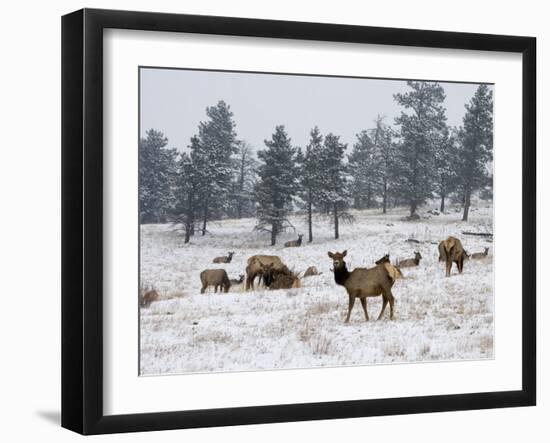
[445,260,451,277]
[360,297,369,321]
[345,294,355,323]
[377,297,388,320]
[458,258,464,274]
[200,285,206,294]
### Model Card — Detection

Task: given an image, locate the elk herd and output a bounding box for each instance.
[143,234,490,324]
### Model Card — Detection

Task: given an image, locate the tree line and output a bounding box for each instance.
[139,81,493,245]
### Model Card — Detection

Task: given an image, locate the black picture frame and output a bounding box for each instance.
[61,8,536,435]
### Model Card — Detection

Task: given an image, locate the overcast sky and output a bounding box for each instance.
[140,67,492,152]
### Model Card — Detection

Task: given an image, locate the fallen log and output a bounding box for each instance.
[462,231,493,237]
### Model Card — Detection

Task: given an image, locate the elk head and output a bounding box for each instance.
[328,250,347,270]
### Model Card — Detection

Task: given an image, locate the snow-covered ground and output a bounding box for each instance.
[139,203,494,375]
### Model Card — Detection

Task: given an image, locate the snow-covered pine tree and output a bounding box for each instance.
[393,81,448,217]
[370,116,395,214]
[139,129,178,224]
[193,101,238,234]
[296,126,324,243]
[433,125,455,213]
[254,125,299,246]
[454,84,493,221]
[229,141,258,219]
[318,133,351,239]
[173,144,200,243]
[348,130,378,209]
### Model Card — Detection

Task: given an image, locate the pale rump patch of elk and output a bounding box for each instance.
[397,251,422,268]
[284,234,303,248]
[439,236,467,277]
[213,251,234,264]
[383,262,403,282]
[328,250,395,323]
[200,269,230,294]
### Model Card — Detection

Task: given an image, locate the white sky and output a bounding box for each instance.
[140,67,492,152]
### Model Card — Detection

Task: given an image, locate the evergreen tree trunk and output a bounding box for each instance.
[334,204,339,239]
[201,203,208,236]
[382,180,387,214]
[440,193,445,213]
[410,200,417,217]
[462,188,471,221]
[307,190,313,243]
[271,223,277,246]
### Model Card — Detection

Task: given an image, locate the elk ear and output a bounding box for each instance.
[342,250,347,257]
[328,252,334,258]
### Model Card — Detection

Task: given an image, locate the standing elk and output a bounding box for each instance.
[328,250,395,323]
[200,269,230,294]
[213,251,234,264]
[438,236,467,277]
[284,234,303,247]
[471,247,489,259]
[397,251,422,268]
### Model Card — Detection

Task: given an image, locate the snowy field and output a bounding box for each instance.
[139,203,494,375]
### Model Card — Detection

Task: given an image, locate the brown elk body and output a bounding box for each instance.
[397,251,422,268]
[245,255,286,290]
[229,274,244,287]
[439,236,467,277]
[284,234,303,248]
[200,269,230,293]
[328,250,395,323]
[259,262,299,289]
[303,266,321,277]
[213,251,234,264]
[375,254,390,265]
[140,289,160,308]
[471,247,489,259]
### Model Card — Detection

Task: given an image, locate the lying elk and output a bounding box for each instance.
[229,274,244,286]
[140,289,160,308]
[375,253,390,265]
[260,263,300,289]
[328,250,395,323]
[245,255,286,290]
[438,236,467,277]
[397,251,422,268]
[303,266,321,277]
[200,269,230,294]
[470,247,489,259]
[284,234,303,248]
[213,251,234,264]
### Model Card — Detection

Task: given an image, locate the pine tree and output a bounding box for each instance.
[371,117,395,214]
[296,126,324,243]
[139,129,178,224]
[254,126,299,245]
[230,141,258,219]
[393,81,448,217]
[455,85,493,221]
[173,145,199,243]
[318,133,350,239]
[193,100,238,234]
[348,130,377,209]
[433,125,455,213]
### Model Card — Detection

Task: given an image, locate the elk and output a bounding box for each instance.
[383,263,404,282]
[229,274,244,286]
[328,250,395,323]
[284,234,303,247]
[213,251,234,264]
[140,289,160,308]
[245,255,287,290]
[260,262,300,289]
[303,266,321,277]
[470,247,489,259]
[397,251,422,268]
[438,236,467,277]
[200,269,230,294]
[375,253,390,265]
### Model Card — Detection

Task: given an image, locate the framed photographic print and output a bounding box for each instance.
[62,8,536,435]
